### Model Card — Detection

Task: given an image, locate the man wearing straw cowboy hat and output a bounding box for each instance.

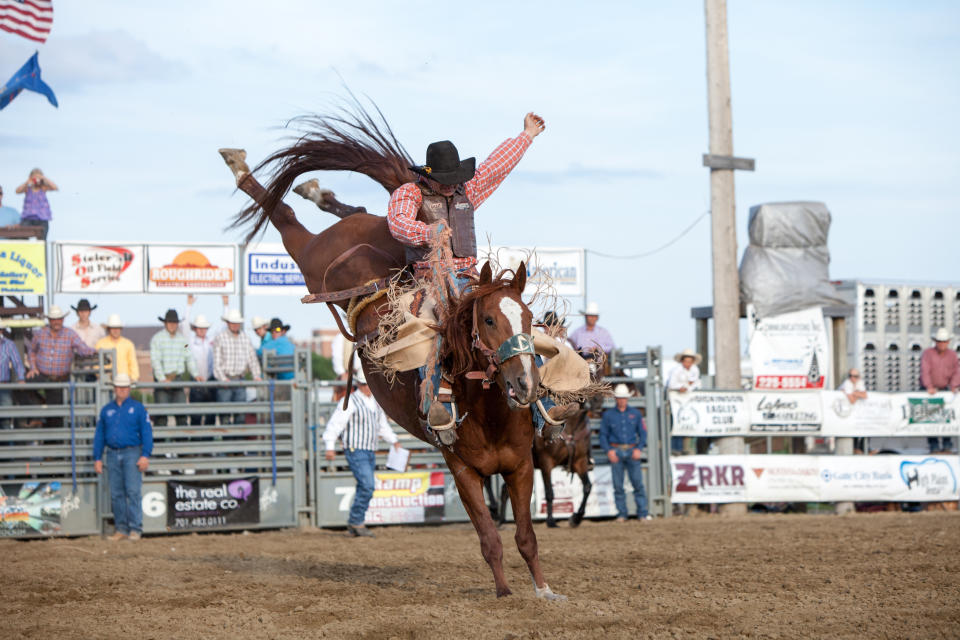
[26,305,95,427]
[212,309,262,425]
[666,348,703,455]
[920,327,959,453]
[95,314,139,382]
[70,298,104,349]
[599,383,649,522]
[150,309,197,426]
[93,373,153,541]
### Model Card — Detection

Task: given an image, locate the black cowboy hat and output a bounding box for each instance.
[268,317,290,333]
[158,309,181,323]
[541,311,567,328]
[71,298,97,312]
[409,141,476,186]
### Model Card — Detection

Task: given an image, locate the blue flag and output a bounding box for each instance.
[0,52,58,111]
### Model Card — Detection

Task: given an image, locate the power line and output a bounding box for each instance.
[585,210,709,260]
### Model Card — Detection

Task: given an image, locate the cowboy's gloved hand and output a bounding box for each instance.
[524,112,545,138]
[428,222,447,243]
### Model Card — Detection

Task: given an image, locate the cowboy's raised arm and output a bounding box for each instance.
[465,112,544,209]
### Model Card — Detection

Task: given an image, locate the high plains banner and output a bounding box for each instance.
[0,481,63,537]
[244,242,308,296]
[748,305,829,390]
[57,243,144,293]
[0,241,45,294]
[486,247,584,297]
[670,390,960,437]
[147,245,237,294]
[671,455,960,503]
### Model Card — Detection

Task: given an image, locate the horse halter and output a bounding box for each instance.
[467,296,536,389]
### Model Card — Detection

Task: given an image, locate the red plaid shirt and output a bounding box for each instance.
[27,326,96,377]
[388,132,533,270]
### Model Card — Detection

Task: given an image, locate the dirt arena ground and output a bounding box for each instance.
[4,512,959,639]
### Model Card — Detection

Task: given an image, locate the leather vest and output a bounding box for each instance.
[404,184,476,264]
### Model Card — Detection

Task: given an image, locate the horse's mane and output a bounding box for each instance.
[231,91,416,242]
[441,269,521,377]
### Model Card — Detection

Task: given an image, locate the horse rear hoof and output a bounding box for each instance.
[546,519,558,528]
[496,587,513,598]
[569,515,583,528]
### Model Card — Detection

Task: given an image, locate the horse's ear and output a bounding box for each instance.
[514,261,527,293]
[479,261,493,285]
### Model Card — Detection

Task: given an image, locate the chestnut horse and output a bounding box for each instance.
[223,104,565,599]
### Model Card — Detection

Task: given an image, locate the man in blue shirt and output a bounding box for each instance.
[0,185,20,227]
[93,374,153,541]
[599,384,649,521]
[262,318,295,381]
[0,331,25,429]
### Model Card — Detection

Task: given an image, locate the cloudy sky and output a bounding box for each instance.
[2,1,958,361]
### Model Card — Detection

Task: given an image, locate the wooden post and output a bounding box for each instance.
[705,0,745,515]
[832,316,854,514]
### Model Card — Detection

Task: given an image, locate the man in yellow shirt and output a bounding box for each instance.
[95,314,140,381]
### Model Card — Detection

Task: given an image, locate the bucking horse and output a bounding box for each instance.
[220,100,567,600]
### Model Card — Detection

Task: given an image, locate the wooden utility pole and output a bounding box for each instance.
[704,0,746,515]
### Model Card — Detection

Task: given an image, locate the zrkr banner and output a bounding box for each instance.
[57,243,144,293]
[166,477,259,530]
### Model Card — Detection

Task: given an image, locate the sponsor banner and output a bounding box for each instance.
[532,466,617,519]
[340,471,445,524]
[672,455,960,503]
[0,481,62,536]
[748,390,822,433]
[822,391,959,437]
[57,243,144,293]
[748,305,829,390]
[0,241,46,294]
[486,246,584,297]
[244,242,308,296]
[669,391,750,436]
[147,245,237,293]
[166,477,259,530]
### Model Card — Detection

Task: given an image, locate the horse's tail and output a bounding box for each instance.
[231,93,416,243]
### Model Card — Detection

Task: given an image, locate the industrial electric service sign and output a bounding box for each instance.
[244,242,308,296]
[166,478,260,530]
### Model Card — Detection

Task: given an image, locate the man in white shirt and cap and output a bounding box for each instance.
[667,348,702,454]
[186,313,217,425]
[322,369,401,537]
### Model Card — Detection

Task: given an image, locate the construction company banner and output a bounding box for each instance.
[486,246,584,297]
[166,477,260,530]
[147,245,237,294]
[748,305,829,390]
[671,455,960,503]
[244,242,308,296]
[333,471,445,525]
[532,466,618,520]
[57,243,144,293]
[670,390,959,437]
[0,241,45,294]
[0,481,63,536]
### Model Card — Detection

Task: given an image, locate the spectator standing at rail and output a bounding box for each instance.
[0,185,20,227]
[666,348,702,455]
[568,302,615,362]
[150,309,197,426]
[251,316,271,356]
[838,368,868,453]
[920,328,959,453]
[213,309,262,425]
[93,374,153,541]
[26,305,96,426]
[95,315,139,381]
[69,299,105,349]
[322,370,401,537]
[263,318,295,381]
[15,168,57,239]
[599,383,649,522]
[0,331,26,429]
[184,294,229,425]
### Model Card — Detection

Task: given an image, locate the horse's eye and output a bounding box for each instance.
[484,317,495,327]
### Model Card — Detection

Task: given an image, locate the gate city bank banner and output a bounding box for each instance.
[57,243,144,293]
[147,245,236,294]
[0,241,45,294]
[244,242,308,296]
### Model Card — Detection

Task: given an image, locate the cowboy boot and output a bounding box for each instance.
[428,400,458,445]
[543,403,579,441]
[218,148,250,185]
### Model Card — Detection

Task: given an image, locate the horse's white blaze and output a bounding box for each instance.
[499,297,534,391]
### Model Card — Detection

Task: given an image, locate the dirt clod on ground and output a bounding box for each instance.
[5,512,959,639]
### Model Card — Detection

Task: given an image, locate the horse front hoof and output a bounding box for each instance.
[569,514,583,528]
[496,586,513,598]
[546,519,558,528]
[534,583,567,601]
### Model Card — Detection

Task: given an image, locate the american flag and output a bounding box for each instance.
[0,0,53,44]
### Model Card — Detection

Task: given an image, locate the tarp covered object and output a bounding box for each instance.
[739,201,844,317]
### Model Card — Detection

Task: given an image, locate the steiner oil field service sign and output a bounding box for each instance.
[56,243,144,293]
[147,244,237,294]
[0,241,45,294]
